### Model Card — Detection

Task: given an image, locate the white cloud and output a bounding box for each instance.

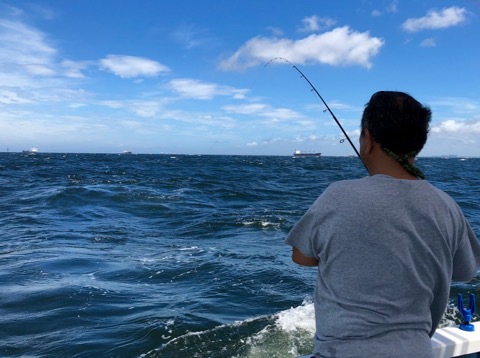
[129,100,165,118]
[298,15,336,32]
[420,38,436,47]
[28,4,57,20]
[67,102,86,109]
[24,63,55,76]
[430,97,480,114]
[222,103,268,114]
[267,26,283,37]
[402,7,468,32]
[1,17,169,82]
[387,1,399,13]
[171,23,215,50]
[98,98,173,118]
[168,78,249,100]
[223,103,300,121]
[373,0,399,16]
[0,18,57,76]
[61,60,89,78]
[223,103,316,130]
[0,15,93,106]
[327,101,360,112]
[99,55,170,78]
[100,100,124,109]
[431,119,480,134]
[219,26,384,71]
[262,108,303,122]
[426,118,480,156]
[0,88,34,104]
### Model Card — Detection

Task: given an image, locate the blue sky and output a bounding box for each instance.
[1,1,479,156]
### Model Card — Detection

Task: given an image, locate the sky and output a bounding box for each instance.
[1,1,479,157]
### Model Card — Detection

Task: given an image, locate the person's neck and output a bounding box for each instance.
[366,153,418,180]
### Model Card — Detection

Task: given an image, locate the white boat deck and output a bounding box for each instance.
[297,322,480,358]
[432,322,480,357]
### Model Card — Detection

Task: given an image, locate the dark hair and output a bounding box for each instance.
[361,91,432,156]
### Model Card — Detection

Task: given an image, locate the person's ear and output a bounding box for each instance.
[363,128,374,154]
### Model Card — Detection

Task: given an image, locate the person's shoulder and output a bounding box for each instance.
[426,181,459,204]
[320,177,366,197]
[327,177,370,190]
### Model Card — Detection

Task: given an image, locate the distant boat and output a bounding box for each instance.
[122,150,132,154]
[293,150,321,157]
[23,147,39,154]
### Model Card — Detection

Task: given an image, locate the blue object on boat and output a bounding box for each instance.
[458,293,476,332]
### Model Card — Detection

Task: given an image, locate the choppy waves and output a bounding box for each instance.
[0,153,478,357]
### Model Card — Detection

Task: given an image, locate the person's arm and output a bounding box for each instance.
[291,246,319,266]
[452,223,480,282]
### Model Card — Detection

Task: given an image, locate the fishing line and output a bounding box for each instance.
[265,57,367,171]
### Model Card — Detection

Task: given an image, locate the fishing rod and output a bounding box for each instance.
[266,57,367,170]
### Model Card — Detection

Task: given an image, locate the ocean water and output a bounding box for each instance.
[0,153,479,358]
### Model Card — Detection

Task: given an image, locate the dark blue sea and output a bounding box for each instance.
[1,153,479,358]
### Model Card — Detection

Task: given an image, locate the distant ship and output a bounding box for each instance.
[293,150,321,157]
[23,147,39,154]
[122,150,132,154]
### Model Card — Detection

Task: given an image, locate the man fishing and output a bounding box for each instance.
[286,91,480,357]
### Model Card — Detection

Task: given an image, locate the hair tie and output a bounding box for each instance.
[382,147,426,179]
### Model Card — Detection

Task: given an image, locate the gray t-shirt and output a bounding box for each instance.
[285,174,480,358]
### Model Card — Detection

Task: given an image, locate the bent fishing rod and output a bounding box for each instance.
[266,57,367,171]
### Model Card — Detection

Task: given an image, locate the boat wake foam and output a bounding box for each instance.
[143,299,461,357]
[143,300,315,357]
